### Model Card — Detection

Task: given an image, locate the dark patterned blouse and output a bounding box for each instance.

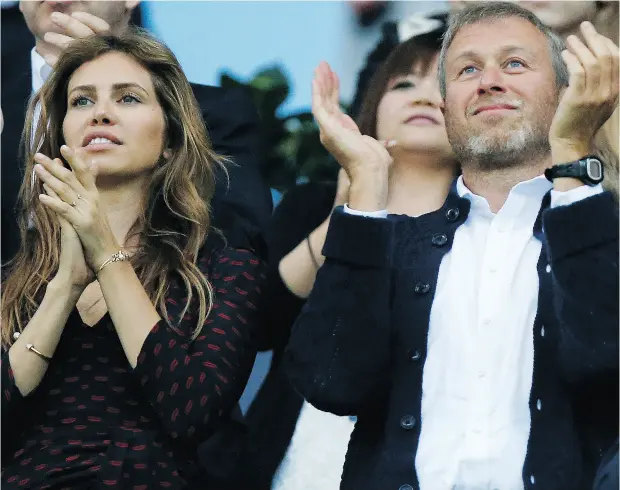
[1,238,265,489]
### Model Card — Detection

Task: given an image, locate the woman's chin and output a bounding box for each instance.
[397,138,452,156]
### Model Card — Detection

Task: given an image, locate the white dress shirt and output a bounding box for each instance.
[29,48,52,190]
[31,48,52,93]
[346,176,602,490]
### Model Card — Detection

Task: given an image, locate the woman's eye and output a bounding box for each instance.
[119,93,140,104]
[71,96,92,107]
[392,80,415,90]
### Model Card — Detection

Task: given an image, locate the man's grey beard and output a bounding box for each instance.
[448,123,552,171]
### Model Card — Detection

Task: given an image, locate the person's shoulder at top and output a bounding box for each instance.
[188,82,257,118]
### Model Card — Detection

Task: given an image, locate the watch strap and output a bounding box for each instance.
[545,162,582,180]
[545,155,603,184]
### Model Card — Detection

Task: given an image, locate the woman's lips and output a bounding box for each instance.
[405,115,439,125]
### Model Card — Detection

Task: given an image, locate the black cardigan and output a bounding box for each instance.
[284,190,619,490]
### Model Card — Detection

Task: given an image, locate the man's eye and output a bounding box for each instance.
[460,66,478,75]
[507,60,525,69]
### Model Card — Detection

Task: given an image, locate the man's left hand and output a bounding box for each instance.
[549,21,619,159]
[43,11,111,66]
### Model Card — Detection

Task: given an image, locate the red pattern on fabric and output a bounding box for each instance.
[2,245,265,489]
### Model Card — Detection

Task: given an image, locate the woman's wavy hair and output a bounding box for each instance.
[2,29,225,346]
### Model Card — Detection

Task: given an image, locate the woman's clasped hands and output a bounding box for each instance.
[34,145,120,290]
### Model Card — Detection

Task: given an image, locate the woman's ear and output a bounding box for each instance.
[163,149,172,160]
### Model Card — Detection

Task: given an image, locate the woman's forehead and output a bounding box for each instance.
[389,53,440,80]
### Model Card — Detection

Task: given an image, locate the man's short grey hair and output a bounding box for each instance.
[438,1,569,98]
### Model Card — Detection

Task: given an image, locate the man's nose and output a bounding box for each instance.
[477,66,507,95]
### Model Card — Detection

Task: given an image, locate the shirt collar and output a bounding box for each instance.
[456,174,552,225]
[31,48,53,93]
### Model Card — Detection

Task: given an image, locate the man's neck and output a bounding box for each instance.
[387,153,457,217]
[461,158,551,213]
[34,40,61,64]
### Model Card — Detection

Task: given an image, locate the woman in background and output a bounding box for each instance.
[233,19,459,490]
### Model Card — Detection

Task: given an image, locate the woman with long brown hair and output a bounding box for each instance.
[1,30,265,489]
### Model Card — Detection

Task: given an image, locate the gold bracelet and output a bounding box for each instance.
[97,250,131,274]
[13,332,52,362]
[26,343,52,362]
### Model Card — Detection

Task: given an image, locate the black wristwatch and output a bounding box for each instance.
[544,156,604,186]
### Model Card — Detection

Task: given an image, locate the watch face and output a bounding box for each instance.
[585,158,603,182]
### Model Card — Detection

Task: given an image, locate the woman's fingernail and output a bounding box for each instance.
[386,140,397,148]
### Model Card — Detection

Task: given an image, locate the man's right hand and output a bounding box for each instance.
[333,168,351,209]
[43,11,111,66]
[313,61,394,178]
[312,61,394,211]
